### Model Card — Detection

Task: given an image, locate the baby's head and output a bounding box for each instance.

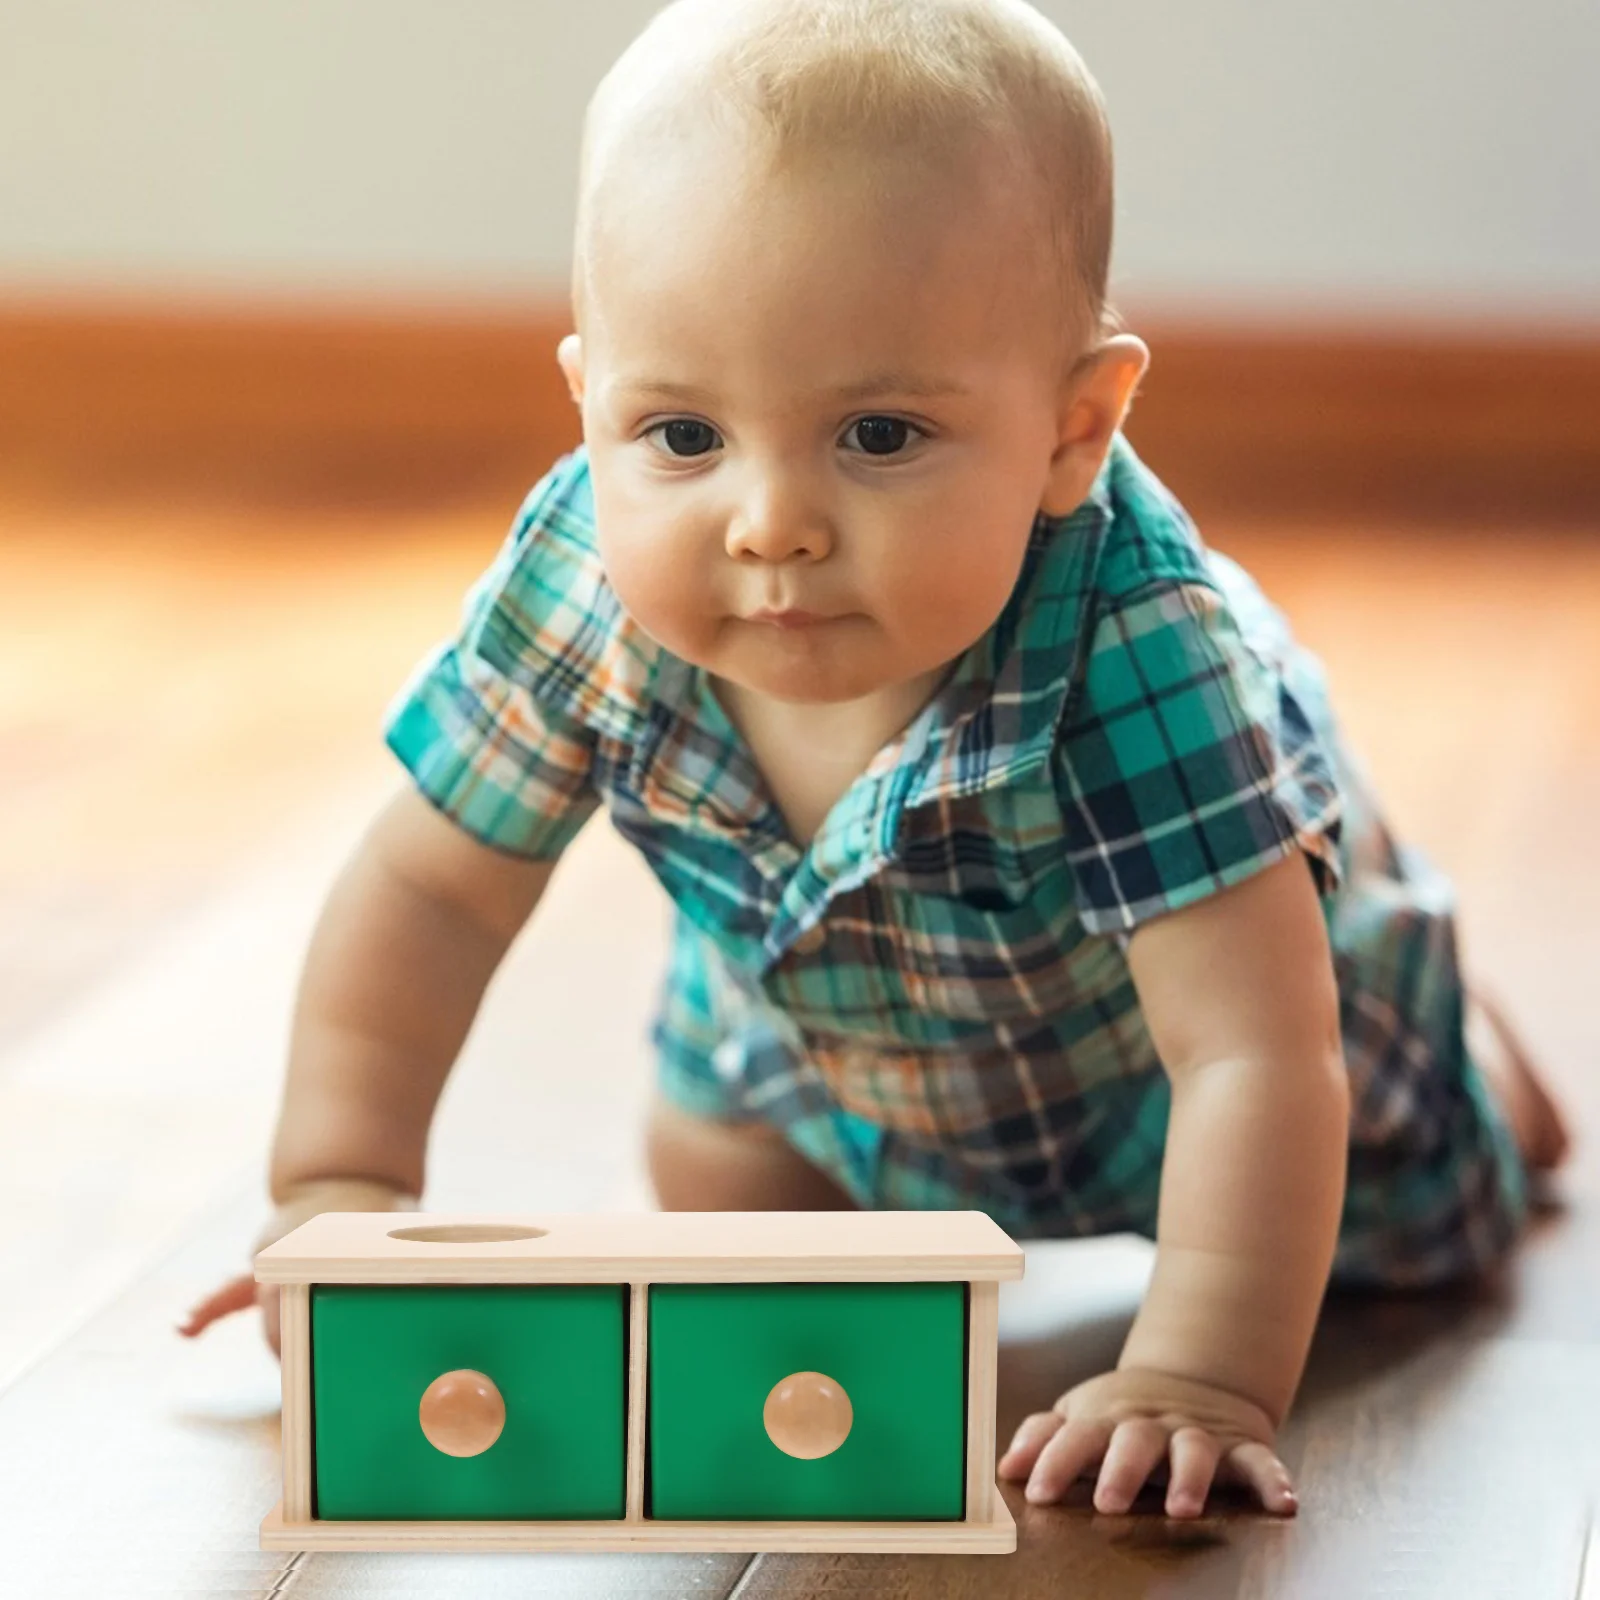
[558,0,1148,708]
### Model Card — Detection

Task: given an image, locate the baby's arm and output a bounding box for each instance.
[1000,851,1349,1516]
[1120,848,1348,1426]
[178,782,556,1350]
[268,781,555,1201]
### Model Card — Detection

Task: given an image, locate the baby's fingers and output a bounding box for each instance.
[176,1273,256,1338]
[1022,1416,1115,1504]
[1165,1426,1223,1518]
[1093,1418,1171,1514]
[997,1411,1064,1480]
[1224,1441,1298,1517]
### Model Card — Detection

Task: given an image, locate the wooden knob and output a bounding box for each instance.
[763,1370,853,1459]
[418,1368,506,1457]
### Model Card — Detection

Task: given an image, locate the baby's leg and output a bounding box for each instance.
[645,1095,860,1211]
[1467,991,1571,1172]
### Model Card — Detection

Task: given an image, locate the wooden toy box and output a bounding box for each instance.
[255,1209,1024,1553]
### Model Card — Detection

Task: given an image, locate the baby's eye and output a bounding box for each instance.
[645,419,720,458]
[842,416,923,457]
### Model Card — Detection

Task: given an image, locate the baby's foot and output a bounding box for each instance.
[1467,992,1572,1172]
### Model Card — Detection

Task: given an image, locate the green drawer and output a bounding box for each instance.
[648,1281,966,1520]
[311,1284,626,1520]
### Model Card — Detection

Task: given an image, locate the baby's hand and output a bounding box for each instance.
[997,1367,1296,1519]
[176,1179,416,1358]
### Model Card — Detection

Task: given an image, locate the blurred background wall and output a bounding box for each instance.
[1,1,1596,518]
[2,0,1596,318]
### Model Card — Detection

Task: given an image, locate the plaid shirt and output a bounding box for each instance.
[387,433,1526,1288]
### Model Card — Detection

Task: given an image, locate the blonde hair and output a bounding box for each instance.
[574,0,1117,361]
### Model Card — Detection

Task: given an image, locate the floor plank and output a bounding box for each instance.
[0,784,380,1391]
[0,491,495,1052]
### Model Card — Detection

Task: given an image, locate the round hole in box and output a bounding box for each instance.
[388,1224,549,1244]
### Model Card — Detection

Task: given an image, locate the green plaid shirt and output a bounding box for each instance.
[387,433,1526,1289]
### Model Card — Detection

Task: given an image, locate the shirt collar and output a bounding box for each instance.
[897,452,1114,811]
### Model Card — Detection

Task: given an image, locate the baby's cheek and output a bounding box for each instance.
[881,542,1016,657]
[602,532,716,654]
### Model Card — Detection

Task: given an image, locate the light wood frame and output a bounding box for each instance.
[256,1210,1024,1554]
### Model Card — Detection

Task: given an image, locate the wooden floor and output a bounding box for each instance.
[1,479,1597,1597]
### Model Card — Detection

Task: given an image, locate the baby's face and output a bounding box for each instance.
[561,134,1078,707]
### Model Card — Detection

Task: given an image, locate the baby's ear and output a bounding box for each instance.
[1040,334,1150,518]
[557,333,585,407]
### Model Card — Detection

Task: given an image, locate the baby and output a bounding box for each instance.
[180,0,1571,1520]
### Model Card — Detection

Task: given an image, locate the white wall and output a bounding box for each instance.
[1,0,1595,320]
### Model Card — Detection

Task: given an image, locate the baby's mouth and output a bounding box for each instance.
[746,607,835,629]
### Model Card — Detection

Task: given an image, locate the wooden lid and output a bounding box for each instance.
[254,1209,1025,1285]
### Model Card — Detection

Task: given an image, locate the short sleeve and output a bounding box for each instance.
[383,462,605,861]
[1055,580,1343,936]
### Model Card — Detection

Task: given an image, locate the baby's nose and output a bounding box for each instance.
[726,505,833,562]
[723,470,835,562]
